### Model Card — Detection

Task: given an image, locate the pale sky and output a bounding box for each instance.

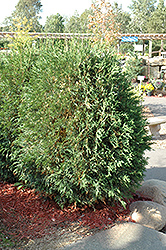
[0,0,131,26]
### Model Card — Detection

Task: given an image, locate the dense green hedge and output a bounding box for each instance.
[0,39,151,207]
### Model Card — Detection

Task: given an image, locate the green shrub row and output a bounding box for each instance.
[0,39,151,207]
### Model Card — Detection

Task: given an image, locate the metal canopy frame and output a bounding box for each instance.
[1,32,166,57]
[0,32,92,39]
[117,34,166,57]
[0,32,166,40]
[117,33,166,40]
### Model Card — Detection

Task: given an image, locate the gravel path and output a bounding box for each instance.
[143,96,166,116]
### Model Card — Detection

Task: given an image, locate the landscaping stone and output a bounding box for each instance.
[129,200,166,230]
[142,57,166,67]
[61,222,166,250]
[136,179,166,206]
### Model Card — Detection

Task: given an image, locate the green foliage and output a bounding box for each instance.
[148,0,166,33]
[0,27,37,183]
[65,9,92,33]
[1,16,13,32]
[119,43,135,54]
[129,0,157,33]
[2,0,43,32]
[65,11,82,33]
[0,38,151,208]
[0,228,15,249]
[79,9,93,33]
[44,14,65,33]
[0,39,9,49]
[112,2,131,33]
[7,17,37,51]
[124,52,143,82]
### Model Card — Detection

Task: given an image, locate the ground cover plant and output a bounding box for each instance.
[0,32,151,210]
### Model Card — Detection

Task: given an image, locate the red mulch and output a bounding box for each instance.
[0,181,151,243]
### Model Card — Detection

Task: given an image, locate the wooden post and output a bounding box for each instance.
[159,40,163,56]
[117,39,120,53]
[148,57,150,79]
[149,40,152,58]
[148,40,152,79]
[142,40,145,56]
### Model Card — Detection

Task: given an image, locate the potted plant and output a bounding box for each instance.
[140,83,146,93]
[145,82,154,96]
[153,80,164,90]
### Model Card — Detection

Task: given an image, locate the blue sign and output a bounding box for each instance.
[121,36,138,42]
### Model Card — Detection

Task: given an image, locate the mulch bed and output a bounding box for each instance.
[0,181,151,247]
[0,103,157,248]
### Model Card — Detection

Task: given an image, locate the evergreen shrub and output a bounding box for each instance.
[0,31,37,182]
[0,39,151,207]
[0,39,9,49]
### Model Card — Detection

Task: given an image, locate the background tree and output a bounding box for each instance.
[88,0,119,45]
[79,9,93,33]
[2,16,13,32]
[65,11,81,33]
[129,0,157,33]
[148,0,166,33]
[44,13,65,33]
[146,0,166,55]
[65,9,92,33]
[112,2,131,34]
[2,0,43,32]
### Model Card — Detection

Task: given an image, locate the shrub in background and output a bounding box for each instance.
[123,52,143,83]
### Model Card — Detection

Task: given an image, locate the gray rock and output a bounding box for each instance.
[136,179,166,206]
[61,222,166,250]
[143,57,166,66]
[130,200,166,230]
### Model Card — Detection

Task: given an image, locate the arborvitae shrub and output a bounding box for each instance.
[0,37,37,183]
[0,39,151,207]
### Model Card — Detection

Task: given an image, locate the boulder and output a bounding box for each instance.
[148,57,166,66]
[136,179,166,206]
[130,200,166,230]
[61,222,166,250]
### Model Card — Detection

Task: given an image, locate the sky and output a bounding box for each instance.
[0,0,131,26]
